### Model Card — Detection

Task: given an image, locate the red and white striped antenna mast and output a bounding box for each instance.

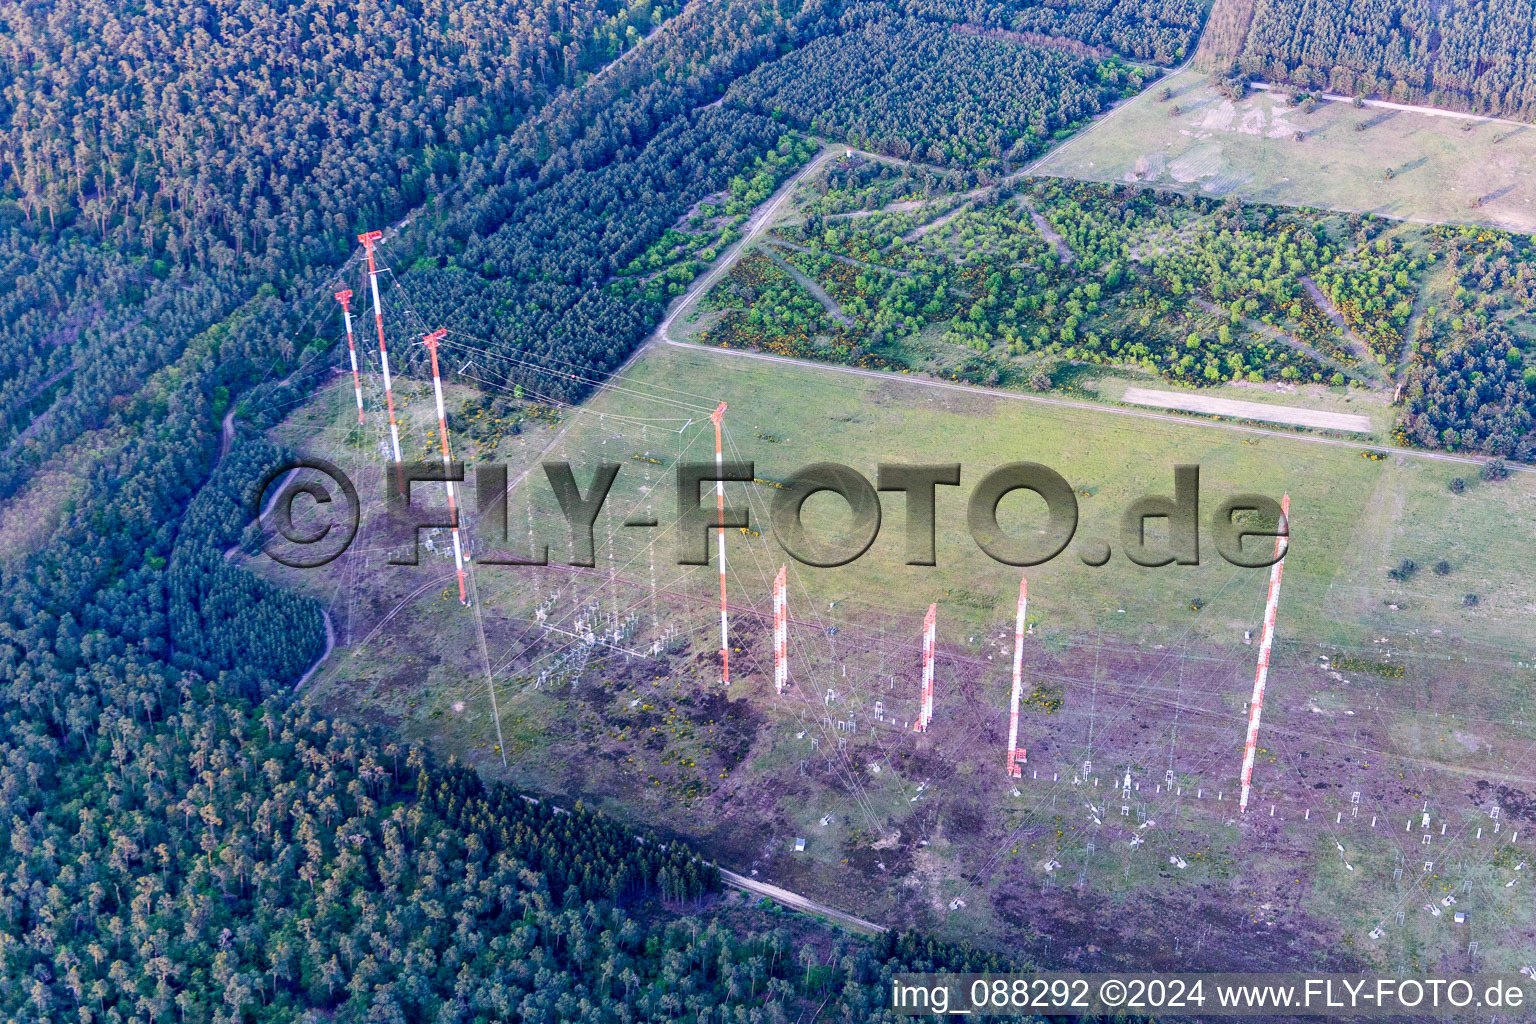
[358,230,404,477]
[1239,493,1290,811]
[333,289,365,424]
[1006,577,1028,777]
[422,328,469,605]
[711,402,730,685]
[773,565,788,693]
[914,603,937,732]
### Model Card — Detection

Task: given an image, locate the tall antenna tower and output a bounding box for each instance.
[1239,493,1291,812]
[333,289,365,424]
[421,329,468,605]
[710,402,730,685]
[773,565,788,693]
[1006,577,1028,777]
[358,230,404,475]
[915,603,937,732]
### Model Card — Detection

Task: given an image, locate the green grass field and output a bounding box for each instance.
[1037,72,1536,233]
[576,345,1533,656]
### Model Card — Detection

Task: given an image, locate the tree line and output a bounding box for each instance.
[897,0,1208,63]
[1235,0,1536,120]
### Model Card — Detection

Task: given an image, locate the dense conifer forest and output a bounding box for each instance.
[1235,0,1536,119]
[727,10,1139,168]
[899,0,1209,62]
[0,0,681,277]
[0,680,1032,1022]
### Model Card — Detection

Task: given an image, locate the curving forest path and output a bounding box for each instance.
[765,248,853,327]
[296,611,335,690]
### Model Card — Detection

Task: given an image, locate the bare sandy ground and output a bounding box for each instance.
[1121,386,1374,432]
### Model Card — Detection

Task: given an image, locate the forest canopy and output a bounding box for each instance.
[897,0,1209,62]
[1236,0,1536,120]
[0,0,681,277]
[727,11,1139,168]
[0,678,1027,1023]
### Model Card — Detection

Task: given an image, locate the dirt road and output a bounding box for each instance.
[502,145,840,497]
[766,249,852,326]
[654,145,840,343]
[1248,81,1529,130]
[717,867,887,935]
[296,610,334,689]
[1121,385,1374,432]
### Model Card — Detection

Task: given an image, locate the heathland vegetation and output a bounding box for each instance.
[699,160,1536,458]
[704,172,1346,385]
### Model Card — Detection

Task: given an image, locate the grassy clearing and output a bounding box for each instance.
[598,346,1532,656]
[1037,72,1536,233]
[261,339,1536,971]
[247,125,1536,972]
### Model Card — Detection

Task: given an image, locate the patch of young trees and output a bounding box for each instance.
[805,154,975,216]
[708,178,1350,385]
[1311,235,1421,363]
[1399,323,1536,459]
